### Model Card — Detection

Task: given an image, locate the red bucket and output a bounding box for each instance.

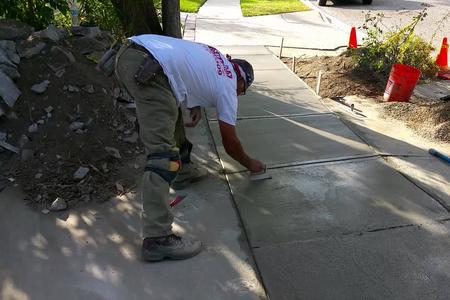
[383,64,421,102]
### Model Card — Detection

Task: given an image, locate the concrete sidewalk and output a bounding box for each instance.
[197,2,450,298]
[196,0,353,57]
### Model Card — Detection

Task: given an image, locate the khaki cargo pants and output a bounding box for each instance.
[115,45,187,238]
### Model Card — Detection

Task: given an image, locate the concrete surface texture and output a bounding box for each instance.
[254,222,450,300]
[227,158,448,247]
[0,116,266,300]
[203,38,450,299]
[307,0,450,50]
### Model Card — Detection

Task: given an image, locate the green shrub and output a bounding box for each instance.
[0,0,69,30]
[353,10,439,80]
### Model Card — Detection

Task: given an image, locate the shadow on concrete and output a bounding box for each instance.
[0,124,265,300]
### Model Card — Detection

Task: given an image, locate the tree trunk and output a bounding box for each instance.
[110,0,163,36]
[162,0,182,38]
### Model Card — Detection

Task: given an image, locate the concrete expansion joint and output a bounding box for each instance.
[223,154,380,175]
[208,111,334,122]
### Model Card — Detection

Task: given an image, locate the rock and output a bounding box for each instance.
[21,149,34,161]
[49,197,68,211]
[37,119,45,125]
[72,36,109,55]
[71,26,102,38]
[0,48,15,68]
[0,140,19,153]
[69,121,84,131]
[0,70,20,107]
[33,25,66,42]
[73,166,89,180]
[67,85,80,93]
[105,146,121,159]
[28,123,38,133]
[55,68,65,78]
[0,131,5,141]
[18,134,29,148]
[18,41,46,59]
[49,46,76,68]
[31,80,50,94]
[0,64,20,80]
[122,131,139,144]
[0,40,20,65]
[46,113,52,118]
[0,19,34,40]
[34,173,43,179]
[45,106,53,113]
[0,40,16,52]
[82,84,95,94]
[41,208,50,214]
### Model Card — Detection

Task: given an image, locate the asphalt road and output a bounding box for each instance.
[308,0,450,50]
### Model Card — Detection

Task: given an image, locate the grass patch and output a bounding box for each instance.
[180,0,206,13]
[241,0,309,17]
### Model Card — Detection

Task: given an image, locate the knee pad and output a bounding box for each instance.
[144,151,180,184]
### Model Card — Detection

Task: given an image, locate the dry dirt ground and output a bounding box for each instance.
[0,29,143,210]
[283,53,450,143]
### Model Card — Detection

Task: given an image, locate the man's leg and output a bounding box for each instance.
[171,108,208,190]
[116,46,201,261]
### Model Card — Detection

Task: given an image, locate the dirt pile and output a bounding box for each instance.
[0,23,142,210]
[283,52,386,99]
[381,101,450,142]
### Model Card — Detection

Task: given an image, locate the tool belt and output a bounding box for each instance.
[129,42,163,86]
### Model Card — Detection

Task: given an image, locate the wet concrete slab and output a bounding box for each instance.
[227,158,449,247]
[206,89,328,120]
[209,114,374,172]
[254,222,450,300]
[387,156,450,211]
[251,69,309,90]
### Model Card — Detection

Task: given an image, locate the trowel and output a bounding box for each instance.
[249,165,272,181]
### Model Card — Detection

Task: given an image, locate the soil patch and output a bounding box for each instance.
[0,30,142,209]
[283,53,450,143]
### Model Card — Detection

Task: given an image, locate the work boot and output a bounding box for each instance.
[141,234,202,262]
[171,163,208,190]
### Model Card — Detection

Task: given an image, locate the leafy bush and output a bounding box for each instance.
[353,10,439,80]
[0,0,69,30]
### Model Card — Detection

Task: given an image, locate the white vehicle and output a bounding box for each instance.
[318,0,373,6]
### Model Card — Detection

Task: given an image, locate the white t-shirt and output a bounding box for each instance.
[129,34,238,125]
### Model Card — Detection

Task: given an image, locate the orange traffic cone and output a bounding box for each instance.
[436,37,450,80]
[348,27,357,49]
[436,37,448,70]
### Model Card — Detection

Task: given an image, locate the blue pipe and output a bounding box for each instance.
[429,148,450,164]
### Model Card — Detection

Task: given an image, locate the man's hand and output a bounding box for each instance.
[248,159,264,173]
[185,106,202,127]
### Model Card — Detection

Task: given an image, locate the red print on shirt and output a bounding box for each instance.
[207,46,233,79]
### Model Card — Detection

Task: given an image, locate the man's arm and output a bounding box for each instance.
[218,120,264,173]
